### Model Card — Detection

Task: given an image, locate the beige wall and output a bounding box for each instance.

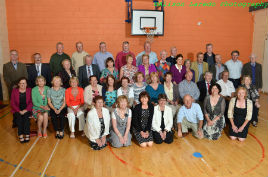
[0,0,10,101]
[251,8,268,92]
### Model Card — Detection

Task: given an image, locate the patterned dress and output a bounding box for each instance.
[203,96,226,140]
[105,90,117,107]
[100,68,119,83]
[122,65,138,85]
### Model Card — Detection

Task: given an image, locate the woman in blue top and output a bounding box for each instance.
[102,75,117,112]
[145,72,165,105]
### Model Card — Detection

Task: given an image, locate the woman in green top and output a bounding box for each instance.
[32,76,50,138]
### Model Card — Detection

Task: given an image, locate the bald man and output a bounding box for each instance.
[177,94,204,139]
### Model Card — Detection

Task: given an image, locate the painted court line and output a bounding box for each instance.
[10,137,40,177]
[40,139,60,177]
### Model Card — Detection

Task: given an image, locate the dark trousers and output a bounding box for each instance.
[224,99,230,126]
[229,78,241,89]
[153,131,174,144]
[251,102,259,123]
[50,108,66,132]
[14,112,31,136]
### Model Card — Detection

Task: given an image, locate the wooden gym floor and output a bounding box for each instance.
[0,94,267,177]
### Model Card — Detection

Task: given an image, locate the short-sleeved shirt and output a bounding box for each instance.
[217,79,235,97]
[225,59,243,79]
[47,87,65,109]
[177,103,204,123]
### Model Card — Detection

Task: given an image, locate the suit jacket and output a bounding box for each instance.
[197,79,216,102]
[27,63,52,88]
[204,52,215,65]
[58,69,76,89]
[191,61,209,82]
[3,62,28,94]
[78,64,100,88]
[209,63,228,81]
[242,62,262,89]
[11,87,33,113]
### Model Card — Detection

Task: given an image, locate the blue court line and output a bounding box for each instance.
[0,158,55,177]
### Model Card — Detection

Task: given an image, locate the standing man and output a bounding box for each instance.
[78,55,100,88]
[166,46,177,66]
[225,50,243,89]
[115,41,136,70]
[71,41,89,74]
[191,52,209,82]
[27,53,51,88]
[242,54,262,91]
[136,41,158,66]
[204,43,215,66]
[154,50,171,82]
[92,42,113,72]
[209,54,228,81]
[49,42,70,76]
[3,50,28,97]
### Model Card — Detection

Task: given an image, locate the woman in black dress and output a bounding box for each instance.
[132,91,154,147]
[228,87,253,141]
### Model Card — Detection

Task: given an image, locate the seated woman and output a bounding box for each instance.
[102,75,117,112]
[132,91,154,147]
[145,72,165,105]
[32,76,50,138]
[11,77,33,143]
[84,75,102,110]
[47,76,66,139]
[241,75,261,127]
[120,54,138,86]
[184,59,195,82]
[152,94,174,144]
[110,95,132,148]
[117,77,134,107]
[228,87,253,141]
[100,57,119,84]
[138,54,157,83]
[170,54,186,84]
[59,59,76,89]
[203,83,226,140]
[84,96,110,150]
[65,77,85,138]
[133,72,147,107]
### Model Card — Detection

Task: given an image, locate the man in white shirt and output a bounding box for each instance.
[136,41,158,66]
[71,41,89,74]
[225,50,243,88]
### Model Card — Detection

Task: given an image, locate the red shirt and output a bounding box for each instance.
[65,87,84,107]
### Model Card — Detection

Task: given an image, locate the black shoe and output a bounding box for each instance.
[24,135,30,143]
[19,137,25,144]
[59,132,64,139]
[252,121,258,127]
[55,134,59,139]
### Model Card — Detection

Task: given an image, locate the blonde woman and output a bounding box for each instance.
[32,76,50,138]
[241,75,261,127]
[109,95,132,148]
[59,59,76,88]
[145,72,165,105]
[65,77,84,138]
[228,87,253,141]
[47,76,66,139]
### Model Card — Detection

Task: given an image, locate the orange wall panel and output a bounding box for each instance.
[6,0,256,63]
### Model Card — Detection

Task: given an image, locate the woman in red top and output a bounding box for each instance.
[65,77,85,138]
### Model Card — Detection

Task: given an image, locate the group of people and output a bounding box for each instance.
[3,41,262,149]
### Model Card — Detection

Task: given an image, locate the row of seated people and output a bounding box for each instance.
[11,71,260,149]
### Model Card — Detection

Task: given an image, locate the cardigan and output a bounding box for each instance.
[132,103,154,132]
[170,64,186,84]
[152,105,173,132]
[84,107,110,142]
[11,88,33,113]
[32,86,49,111]
[58,69,76,89]
[84,84,102,106]
[65,87,84,107]
[228,98,253,121]
[138,64,157,81]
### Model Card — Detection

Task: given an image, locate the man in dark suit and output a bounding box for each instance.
[242,54,262,90]
[3,50,28,97]
[204,43,215,67]
[209,54,228,81]
[197,71,215,103]
[27,53,52,88]
[78,55,100,88]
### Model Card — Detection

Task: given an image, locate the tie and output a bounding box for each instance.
[87,66,91,77]
[207,82,210,93]
[36,64,40,76]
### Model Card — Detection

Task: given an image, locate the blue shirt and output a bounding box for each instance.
[136,51,158,66]
[225,59,243,79]
[92,51,113,72]
[177,103,204,123]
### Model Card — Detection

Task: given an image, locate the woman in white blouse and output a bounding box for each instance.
[84,75,102,110]
[152,94,174,144]
[117,76,134,107]
[84,96,110,150]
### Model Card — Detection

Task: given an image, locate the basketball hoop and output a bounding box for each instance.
[142,27,157,43]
